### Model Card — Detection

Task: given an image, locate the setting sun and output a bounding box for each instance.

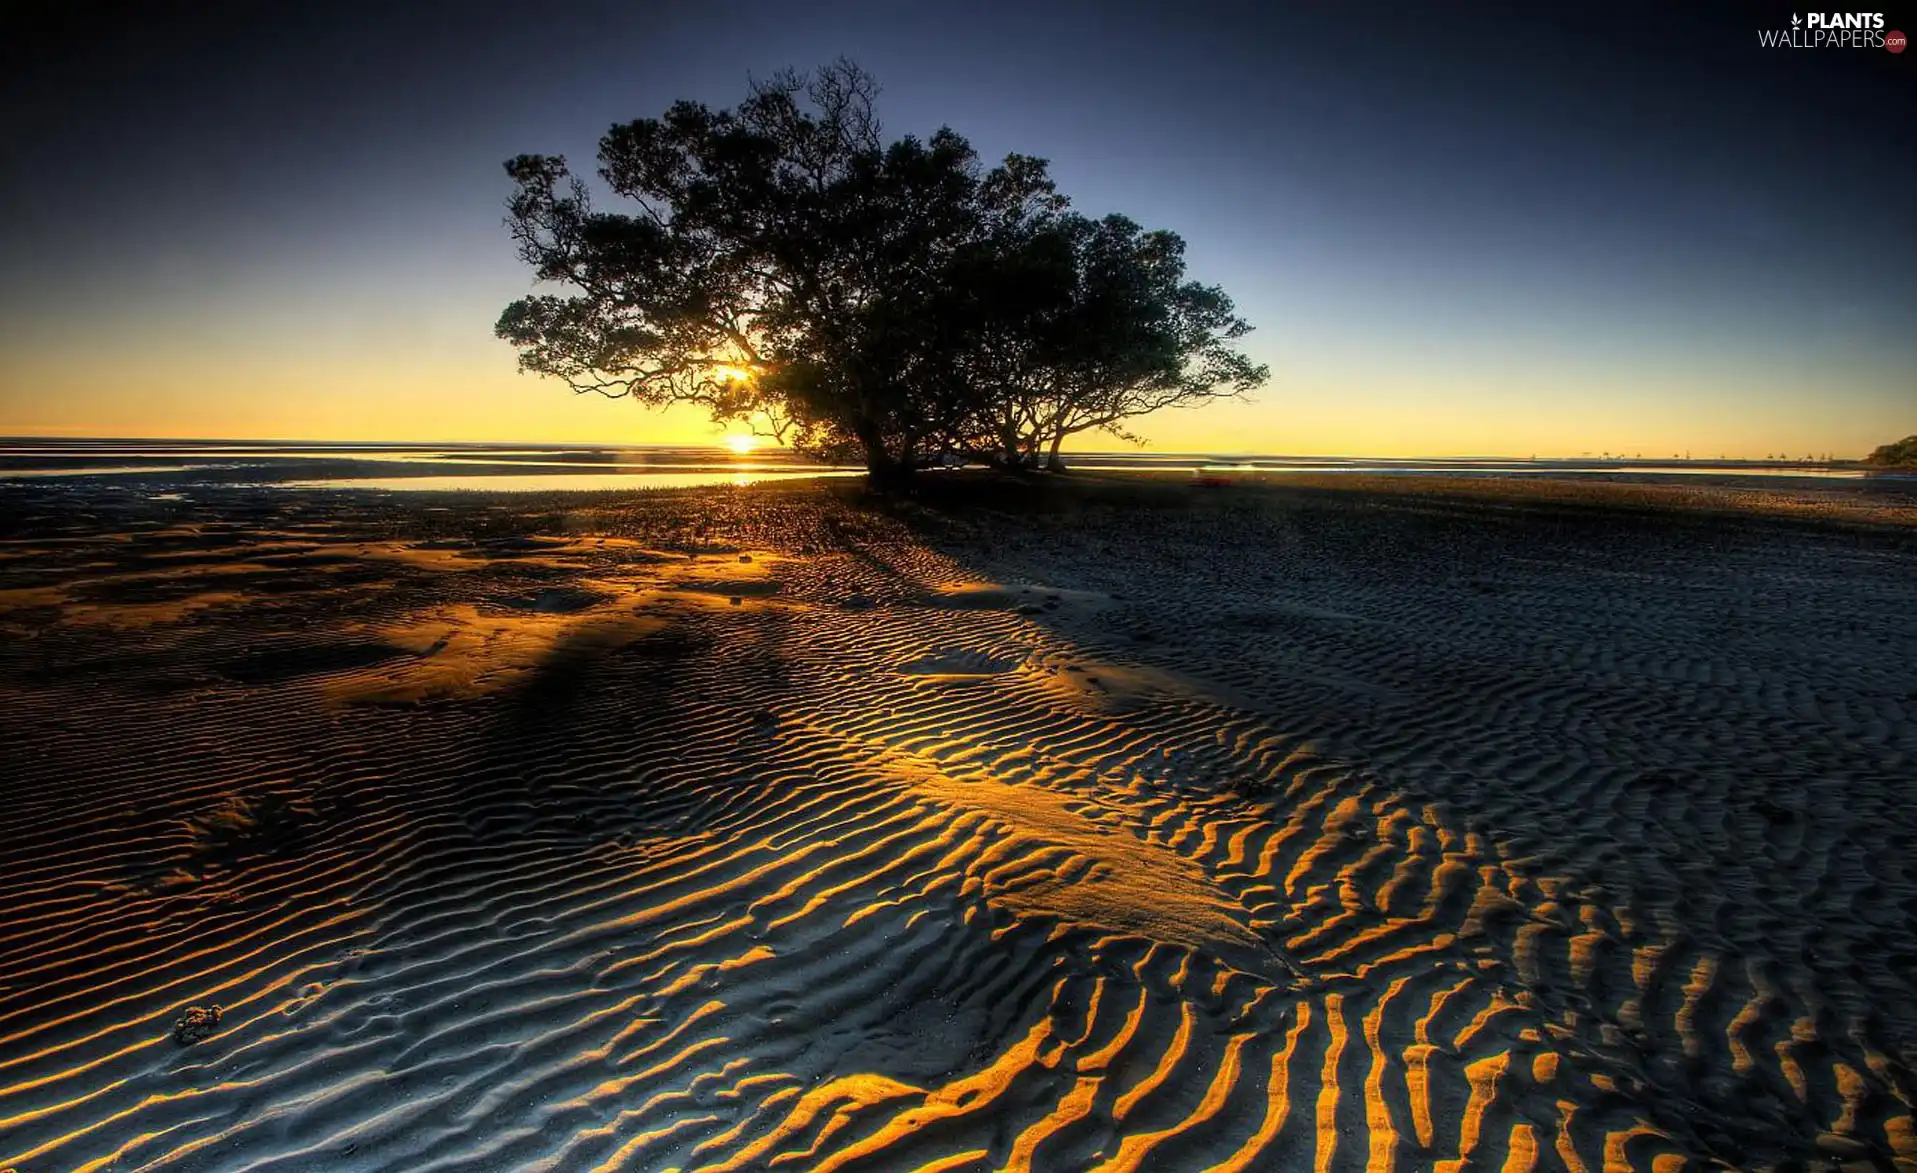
[723,433,758,454]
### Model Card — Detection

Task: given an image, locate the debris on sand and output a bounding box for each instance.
[172,1004,222,1044]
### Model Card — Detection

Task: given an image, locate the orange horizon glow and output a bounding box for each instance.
[0,343,1906,461]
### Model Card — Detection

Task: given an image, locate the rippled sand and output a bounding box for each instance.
[1,475,1913,1171]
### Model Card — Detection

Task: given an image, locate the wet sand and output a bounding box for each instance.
[1,473,1914,1171]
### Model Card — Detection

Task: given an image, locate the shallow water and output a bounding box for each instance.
[0,464,207,477]
[0,440,860,489]
[0,439,1879,489]
[282,469,865,492]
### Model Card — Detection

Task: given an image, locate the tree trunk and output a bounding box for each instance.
[855,420,910,488]
[998,418,1024,469]
[1045,429,1068,472]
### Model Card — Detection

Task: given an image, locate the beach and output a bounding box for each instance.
[2,472,1914,1171]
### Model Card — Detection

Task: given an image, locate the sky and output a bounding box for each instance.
[0,0,1911,458]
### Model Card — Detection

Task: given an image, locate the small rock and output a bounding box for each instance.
[173,1004,222,1044]
[1814,1132,1872,1160]
[739,554,753,563]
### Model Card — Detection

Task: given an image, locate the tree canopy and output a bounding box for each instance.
[1864,435,1917,468]
[497,61,1267,482]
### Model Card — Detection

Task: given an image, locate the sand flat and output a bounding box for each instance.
[0,475,1913,1171]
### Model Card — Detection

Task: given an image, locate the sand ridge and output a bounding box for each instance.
[0,478,1912,1170]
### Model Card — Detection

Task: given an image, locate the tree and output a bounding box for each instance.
[497,62,1264,483]
[498,61,1054,481]
[1864,435,1917,467]
[985,214,1267,470]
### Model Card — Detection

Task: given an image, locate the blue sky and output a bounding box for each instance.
[1,0,1910,456]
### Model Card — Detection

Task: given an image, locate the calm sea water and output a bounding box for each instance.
[0,439,1882,492]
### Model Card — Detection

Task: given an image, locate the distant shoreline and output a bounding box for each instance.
[6,461,1915,534]
[1,438,1908,499]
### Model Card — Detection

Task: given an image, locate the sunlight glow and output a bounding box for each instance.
[724,434,759,455]
[713,365,754,384]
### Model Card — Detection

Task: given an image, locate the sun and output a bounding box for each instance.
[723,433,758,455]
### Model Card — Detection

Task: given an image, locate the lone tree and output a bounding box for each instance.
[497,61,1266,482]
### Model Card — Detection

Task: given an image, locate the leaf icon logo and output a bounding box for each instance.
[1791,12,1802,25]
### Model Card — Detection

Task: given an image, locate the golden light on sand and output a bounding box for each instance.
[4,476,1916,1171]
[724,433,758,455]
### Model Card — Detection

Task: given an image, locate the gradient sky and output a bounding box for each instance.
[1,0,1911,457]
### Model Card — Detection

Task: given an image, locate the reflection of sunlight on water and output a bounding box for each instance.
[281,470,862,492]
[0,465,203,478]
[1,438,1889,489]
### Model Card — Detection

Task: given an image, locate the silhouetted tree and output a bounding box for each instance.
[982,214,1268,470]
[1864,435,1917,467]
[498,61,1262,483]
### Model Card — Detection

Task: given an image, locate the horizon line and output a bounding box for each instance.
[0,435,1852,464]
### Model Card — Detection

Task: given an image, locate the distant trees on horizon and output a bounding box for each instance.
[495,61,1267,483]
